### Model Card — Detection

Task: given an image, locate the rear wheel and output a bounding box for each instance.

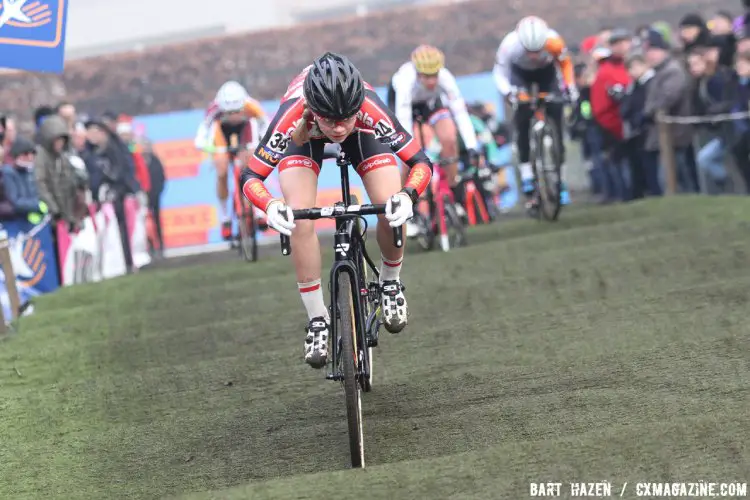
[238,200,258,262]
[337,272,365,468]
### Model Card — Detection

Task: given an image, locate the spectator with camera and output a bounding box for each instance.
[2,137,41,221]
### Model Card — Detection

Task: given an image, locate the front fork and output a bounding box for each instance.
[326,225,376,382]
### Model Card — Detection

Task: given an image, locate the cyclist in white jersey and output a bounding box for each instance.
[387,45,479,234]
[494,16,577,208]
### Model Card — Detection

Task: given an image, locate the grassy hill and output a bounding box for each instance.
[2,197,748,499]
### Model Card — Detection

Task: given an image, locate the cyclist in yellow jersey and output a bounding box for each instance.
[195,81,269,240]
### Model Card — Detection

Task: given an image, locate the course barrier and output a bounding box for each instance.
[0,216,59,323]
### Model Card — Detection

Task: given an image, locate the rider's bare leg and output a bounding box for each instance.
[214,152,230,225]
[434,117,459,188]
[279,166,326,321]
[362,162,409,333]
[362,164,405,266]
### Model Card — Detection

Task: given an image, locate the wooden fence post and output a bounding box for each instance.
[0,229,20,330]
[656,111,678,195]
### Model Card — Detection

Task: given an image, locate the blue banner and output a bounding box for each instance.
[0,0,68,73]
[0,218,59,320]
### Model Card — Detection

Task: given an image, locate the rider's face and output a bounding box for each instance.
[315,114,357,143]
[526,51,542,61]
[224,110,245,124]
[418,74,439,90]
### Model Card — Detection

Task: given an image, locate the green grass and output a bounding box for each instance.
[2,196,749,499]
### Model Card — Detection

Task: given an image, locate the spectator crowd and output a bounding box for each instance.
[571,1,750,200]
[0,104,166,282]
[0,0,737,126]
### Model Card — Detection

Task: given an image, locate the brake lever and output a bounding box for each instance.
[390,195,404,248]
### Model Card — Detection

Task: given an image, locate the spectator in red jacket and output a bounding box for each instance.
[591,29,633,202]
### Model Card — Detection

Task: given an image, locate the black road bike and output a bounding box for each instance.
[279,149,403,468]
[228,144,259,261]
[512,84,567,221]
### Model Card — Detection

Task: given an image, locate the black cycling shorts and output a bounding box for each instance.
[277,131,399,178]
[510,63,559,93]
[219,120,253,155]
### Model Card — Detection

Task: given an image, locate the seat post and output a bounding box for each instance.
[338,151,352,206]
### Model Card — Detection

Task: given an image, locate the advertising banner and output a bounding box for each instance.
[0,0,69,73]
[0,217,59,320]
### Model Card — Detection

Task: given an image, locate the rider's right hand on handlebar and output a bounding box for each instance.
[267,199,296,236]
[385,191,414,228]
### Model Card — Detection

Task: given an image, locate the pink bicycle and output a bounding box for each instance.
[409,133,467,252]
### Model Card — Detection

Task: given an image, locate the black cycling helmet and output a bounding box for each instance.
[303,52,365,120]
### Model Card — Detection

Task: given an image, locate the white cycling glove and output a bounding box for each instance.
[385,192,413,228]
[266,199,296,236]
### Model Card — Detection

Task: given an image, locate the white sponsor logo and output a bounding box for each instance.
[360,155,393,173]
[286,157,313,168]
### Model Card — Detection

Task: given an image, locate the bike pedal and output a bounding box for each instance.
[367,282,380,303]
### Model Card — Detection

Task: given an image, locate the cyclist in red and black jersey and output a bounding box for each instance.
[241,52,433,368]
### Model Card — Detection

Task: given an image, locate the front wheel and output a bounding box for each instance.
[536,121,563,221]
[439,195,467,252]
[337,272,365,468]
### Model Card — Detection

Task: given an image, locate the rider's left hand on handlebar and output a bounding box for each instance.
[266,199,296,236]
[385,191,414,228]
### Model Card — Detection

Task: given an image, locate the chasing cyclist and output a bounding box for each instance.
[387,44,480,235]
[494,16,576,210]
[195,81,269,240]
[240,53,433,368]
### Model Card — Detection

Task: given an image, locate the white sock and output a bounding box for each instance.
[298,279,328,321]
[380,255,403,282]
[218,200,229,223]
